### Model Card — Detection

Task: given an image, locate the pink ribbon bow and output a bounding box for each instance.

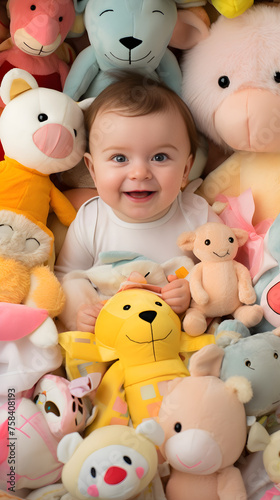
[216,189,273,279]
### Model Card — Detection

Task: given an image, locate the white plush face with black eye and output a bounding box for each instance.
[77,444,149,499]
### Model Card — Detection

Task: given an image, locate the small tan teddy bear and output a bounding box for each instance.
[177,222,263,336]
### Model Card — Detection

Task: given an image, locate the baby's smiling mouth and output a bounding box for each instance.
[125,191,155,199]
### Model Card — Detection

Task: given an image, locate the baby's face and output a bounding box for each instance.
[84,108,193,223]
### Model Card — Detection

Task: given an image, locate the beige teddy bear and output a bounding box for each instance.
[177,222,263,336]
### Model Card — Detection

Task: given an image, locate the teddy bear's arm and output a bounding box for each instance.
[50,184,77,227]
[217,465,247,500]
[196,154,242,205]
[189,263,209,305]
[234,260,256,304]
[157,48,182,96]
[63,45,99,101]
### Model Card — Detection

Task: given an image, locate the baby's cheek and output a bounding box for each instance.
[87,484,99,497]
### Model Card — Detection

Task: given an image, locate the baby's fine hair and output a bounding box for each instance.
[84,71,198,158]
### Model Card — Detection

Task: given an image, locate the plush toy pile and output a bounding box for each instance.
[1,2,280,500]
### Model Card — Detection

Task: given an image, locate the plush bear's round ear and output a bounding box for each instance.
[136,419,165,447]
[0,68,38,105]
[57,432,83,464]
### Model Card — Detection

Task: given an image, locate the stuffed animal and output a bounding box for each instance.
[0,302,62,406]
[63,0,183,100]
[173,5,280,226]
[56,420,165,500]
[190,334,280,419]
[59,286,215,430]
[0,0,75,104]
[247,422,280,499]
[0,68,90,243]
[59,251,193,330]
[0,373,100,492]
[158,360,252,499]
[177,222,263,335]
[251,213,280,333]
[0,209,65,315]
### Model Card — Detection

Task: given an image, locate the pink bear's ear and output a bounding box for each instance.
[188,344,225,377]
[177,230,196,251]
[232,227,249,248]
[169,8,210,50]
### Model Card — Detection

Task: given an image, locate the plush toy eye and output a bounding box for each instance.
[274,352,279,359]
[25,237,40,253]
[218,76,230,89]
[152,10,164,14]
[59,16,63,22]
[245,359,251,368]
[30,4,36,11]
[204,239,211,246]
[91,467,96,478]
[155,301,162,307]
[174,422,182,433]
[38,113,48,122]
[228,237,234,243]
[274,72,280,83]
[44,401,60,416]
[0,223,13,238]
[100,9,113,16]
[123,456,132,465]
[123,304,131,310]
[74,129,77,137]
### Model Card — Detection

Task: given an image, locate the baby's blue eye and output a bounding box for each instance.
[113,155,127,163]
[152,153,167,162]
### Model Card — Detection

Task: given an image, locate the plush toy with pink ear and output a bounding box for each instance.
[172,5,280,226]
[177,222,263,335]
[158,347,253,500]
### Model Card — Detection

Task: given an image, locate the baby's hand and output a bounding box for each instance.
[77,302,104,333]
[161,275,190,315]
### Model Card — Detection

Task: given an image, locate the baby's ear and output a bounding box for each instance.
[177,231,196,251]
[232,228,248,248]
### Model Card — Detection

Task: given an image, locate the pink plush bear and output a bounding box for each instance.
[177,222,263,335]
[158,346,253,500]
[171,5,280,226]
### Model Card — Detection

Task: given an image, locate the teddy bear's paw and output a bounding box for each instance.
[233,304,263,328]
[183,309,207,336]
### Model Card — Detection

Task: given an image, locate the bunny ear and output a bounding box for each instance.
[0,68,38,105]
[247,422,271,453]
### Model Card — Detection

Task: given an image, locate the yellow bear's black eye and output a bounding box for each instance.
[123,304,131,310]
[155,301,162,307]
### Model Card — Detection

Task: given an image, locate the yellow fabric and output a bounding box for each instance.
[0,156,76,230]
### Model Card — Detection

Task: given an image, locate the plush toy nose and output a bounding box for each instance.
[119,36,142,50]
[104,466,127,485]
[139,310,157,324]
[33,124,74,158]
[24,14,60,46]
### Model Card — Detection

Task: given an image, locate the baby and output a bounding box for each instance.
[55,72,220,332]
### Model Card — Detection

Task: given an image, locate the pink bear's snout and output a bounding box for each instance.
[23,14,60,47]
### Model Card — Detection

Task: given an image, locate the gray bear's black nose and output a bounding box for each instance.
[139,310,157,324]
[120,36,142,50]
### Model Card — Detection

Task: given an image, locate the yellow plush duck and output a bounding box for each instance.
[59,278,215,431]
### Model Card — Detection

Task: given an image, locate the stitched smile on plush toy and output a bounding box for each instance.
[213,250,230,258]
[106,46,154,65]
[22,43,57,56]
